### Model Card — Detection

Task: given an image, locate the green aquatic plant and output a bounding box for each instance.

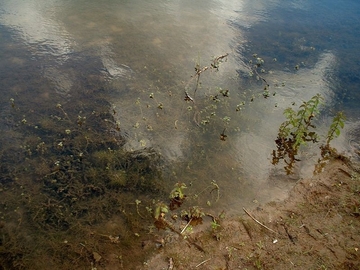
[154,202,169,220]
[180,206,205,226]
[315,111,346,173]
[190,53,229,95]
[149,180,223,252]
[0,85,166,269]
[325,111,346,146]
[183,54,230,127]
[272,94,323,174]
[272,94,346,174]
[181,52,279,136]
[169,182,187,210]
[169,182,187,200]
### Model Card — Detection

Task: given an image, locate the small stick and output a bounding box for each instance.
[243,208,277,234]
[184,91,194,102]
[213,53,229,62]
[195,258,211,268]
[324,209,331,218]
[181,218,193,234]
[162,218,205,253]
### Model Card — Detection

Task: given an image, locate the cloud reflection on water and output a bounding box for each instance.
[0,0,356,211]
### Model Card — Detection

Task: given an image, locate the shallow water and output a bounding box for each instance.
[1,0,359,210]
[1,0,360,267]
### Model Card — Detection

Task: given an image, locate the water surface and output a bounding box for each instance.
[1,0,360,268]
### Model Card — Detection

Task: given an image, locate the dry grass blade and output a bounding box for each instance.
[243,208,278,234]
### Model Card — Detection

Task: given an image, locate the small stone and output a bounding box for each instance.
[93,252,102,262]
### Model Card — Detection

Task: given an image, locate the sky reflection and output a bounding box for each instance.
[0,0,359,211]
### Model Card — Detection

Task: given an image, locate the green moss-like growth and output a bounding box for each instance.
[108,170,128,188]
[0,82,164,269]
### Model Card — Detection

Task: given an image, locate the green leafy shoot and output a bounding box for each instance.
[169,182,187,210]
[315,111,346,174]
[169,182,187,200]
[272,94,323,174]
[154,202,169,220]
[326,111,346,146]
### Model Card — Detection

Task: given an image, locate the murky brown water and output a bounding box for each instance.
[1,0,360,268]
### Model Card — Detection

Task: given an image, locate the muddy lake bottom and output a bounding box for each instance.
[0,84,359,269]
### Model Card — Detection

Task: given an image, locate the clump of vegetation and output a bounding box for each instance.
[272,94,345,174]
[169,182,187,210]
[0,85,164,268]
[315,111,346,173]
[152,181,222,252]
[182,52,278,141]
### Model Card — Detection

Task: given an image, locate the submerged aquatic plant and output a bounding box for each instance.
[169,182,187,210]
[0,83,165,269]
[272,94,346,174]
[315,111,346,173]
[180,206,205,226]
[325,111,346,146]
[272,94,323,174]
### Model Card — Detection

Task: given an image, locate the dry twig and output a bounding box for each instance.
[195,258,211,268]
[243,208,277,234]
